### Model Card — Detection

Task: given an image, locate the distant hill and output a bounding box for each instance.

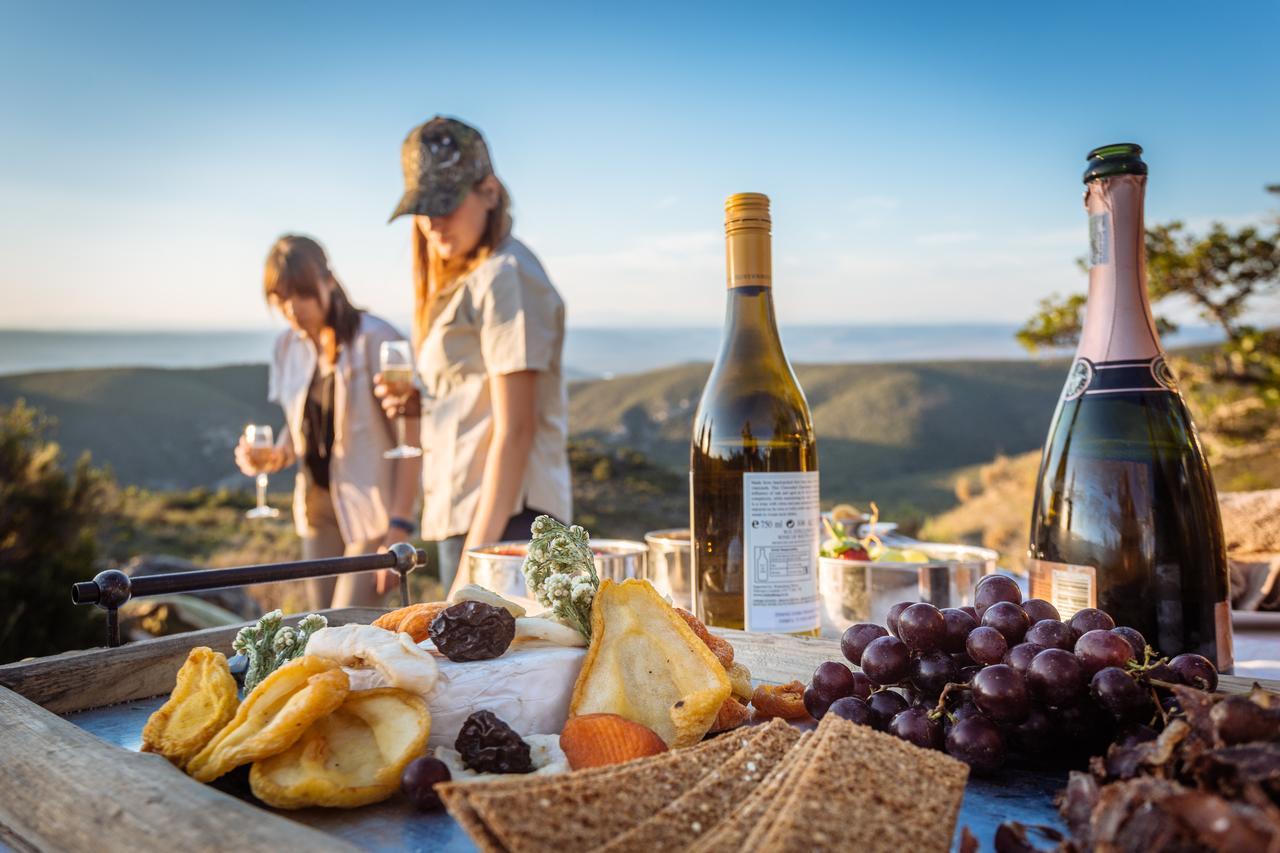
[0,358,1070,515]
[0,366,277,490]
[569,359,1068,512]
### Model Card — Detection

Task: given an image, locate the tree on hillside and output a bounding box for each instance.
[0,400,109,662]
[1017,186,1280,438]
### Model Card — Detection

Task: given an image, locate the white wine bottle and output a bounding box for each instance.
[1028,144,1233,671]
[690,193,820,634]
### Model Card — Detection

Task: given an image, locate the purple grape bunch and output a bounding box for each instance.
[801,576,1221,776]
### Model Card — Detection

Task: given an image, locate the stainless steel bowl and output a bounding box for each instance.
[818,542,1000,638]
[643,528,693,611]
[463,539,648,609]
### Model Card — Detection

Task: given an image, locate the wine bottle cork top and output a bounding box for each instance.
[725,193,771,233]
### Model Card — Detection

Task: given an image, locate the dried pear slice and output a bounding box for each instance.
[249,687,430,809]
[727,661,754,703]
[186,655,348,783]
[569,579,731,747]
[141,647,238,768]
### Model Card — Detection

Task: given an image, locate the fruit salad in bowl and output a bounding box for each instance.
[818,505,998,637]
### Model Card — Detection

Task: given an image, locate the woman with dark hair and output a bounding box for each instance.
[377,117,571,594]
[235,234,421,608]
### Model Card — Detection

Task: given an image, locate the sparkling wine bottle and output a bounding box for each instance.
[1028,144,1233,671]
[690,193,820,634]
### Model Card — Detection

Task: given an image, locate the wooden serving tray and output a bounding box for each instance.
[1,609,1273,852]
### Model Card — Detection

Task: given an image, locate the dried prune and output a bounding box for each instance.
[429,601,515,662]
[456,710,533,774]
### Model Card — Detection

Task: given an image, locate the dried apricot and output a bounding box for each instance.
[675,607,734,670]
[750,680,808,720]
[709,696,751,733]
[373,602,448,642]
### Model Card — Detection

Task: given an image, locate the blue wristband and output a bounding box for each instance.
[389,517,416,535]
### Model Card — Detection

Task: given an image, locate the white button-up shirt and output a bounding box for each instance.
[268,312,408,545]
[416,237,572,540]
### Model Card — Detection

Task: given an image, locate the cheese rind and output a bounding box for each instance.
[342,640,586,750]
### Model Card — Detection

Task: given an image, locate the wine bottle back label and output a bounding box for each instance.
[1028,558,1097,620]
[1061,356,1178,399]
[742,471,821,632]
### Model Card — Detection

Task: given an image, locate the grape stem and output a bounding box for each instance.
[1146,678,1182,691]
[929,681,971,722]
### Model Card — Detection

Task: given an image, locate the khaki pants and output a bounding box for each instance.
[300,482,382,610]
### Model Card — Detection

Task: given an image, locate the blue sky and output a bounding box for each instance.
[1,1,1277,331]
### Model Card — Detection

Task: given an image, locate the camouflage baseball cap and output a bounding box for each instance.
[388,116,493,222]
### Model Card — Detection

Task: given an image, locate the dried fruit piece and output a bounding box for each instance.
[430,601,517,662]
[304,624,439,695]
[373,602,449,642]
[559,713,668,769]
[250,687,431,809]
[751,680,808,720]
[569,579,730,747]
[709,696,752,733]
[186,656,349,783]
[675,607,734,669]
[142,647,239,768]
[456,710,533,774]
[727,661,754,702]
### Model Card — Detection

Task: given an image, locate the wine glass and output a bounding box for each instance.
[244,424,280,519]
[381,341,423,460]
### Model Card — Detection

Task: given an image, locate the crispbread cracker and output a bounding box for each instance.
[448,731,748,853]
[598,719,802,852]
[436,784,507,853]
[754,715,969,853]
[688,730,815,853]
[738,722,829,852]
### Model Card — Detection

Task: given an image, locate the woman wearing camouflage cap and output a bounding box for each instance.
[377,116,571,593]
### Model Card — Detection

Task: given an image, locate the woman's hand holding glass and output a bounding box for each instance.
[240,424,284,519]
[234,435,290,477]
[374,341,422,460]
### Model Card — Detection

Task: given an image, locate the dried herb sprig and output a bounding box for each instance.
[232,609,327,691]
[521,516,599,641]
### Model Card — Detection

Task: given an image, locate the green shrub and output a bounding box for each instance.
[0,400,110,662]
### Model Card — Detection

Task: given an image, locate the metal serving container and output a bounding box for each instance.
[818,541,1000,638]
[463,539,648,610]
[643,528,694,611]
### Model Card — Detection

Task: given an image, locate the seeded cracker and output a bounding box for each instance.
[447,730,747,852]
[688,730,816,853]
[595,719,802,852]
[738,720,832,852]
[755,716,969,853]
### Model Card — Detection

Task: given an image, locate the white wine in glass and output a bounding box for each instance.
[244,424,281,519]
[381,341,423,460]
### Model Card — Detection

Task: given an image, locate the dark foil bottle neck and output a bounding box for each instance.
[1084,143,1148,183]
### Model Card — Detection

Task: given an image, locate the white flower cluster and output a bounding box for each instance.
[523,516,599,640]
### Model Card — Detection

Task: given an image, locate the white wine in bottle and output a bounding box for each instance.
[690,193,820,634]
[1028,144,1233,671]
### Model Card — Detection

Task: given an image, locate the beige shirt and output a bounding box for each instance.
[269,312,413,545]
[416,236,572,540]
